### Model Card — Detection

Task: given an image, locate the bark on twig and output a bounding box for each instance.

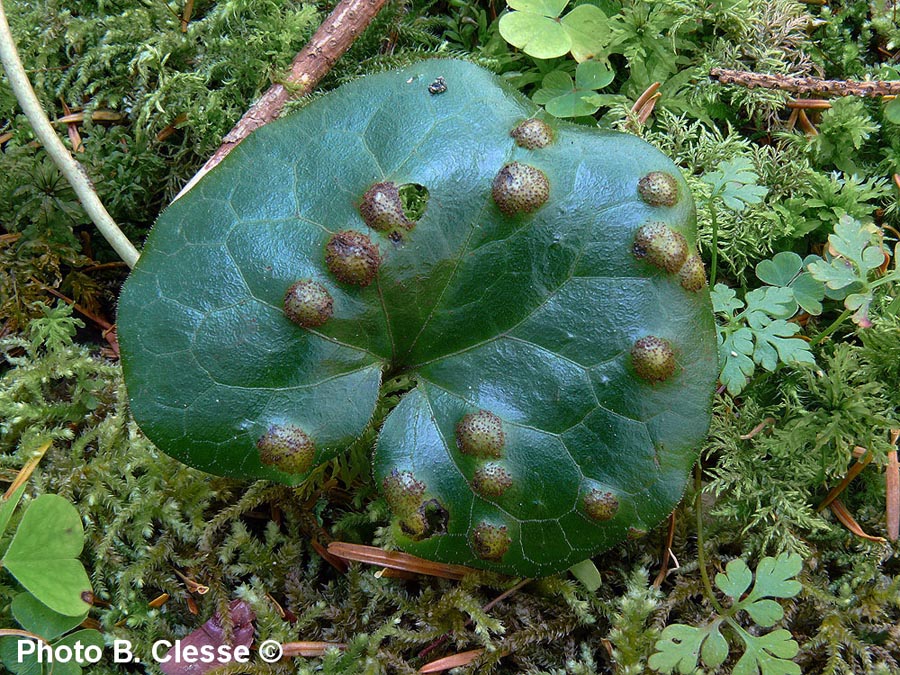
[710,68,900,97]
[176,0,389,199]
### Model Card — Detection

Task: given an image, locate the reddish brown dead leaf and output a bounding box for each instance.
[887,430,899,541]
[419,649,486,673]
[830,499,887,543]
[797,109,818,135]
[817,446,872,512]
[160,599,255,675]
[327,542,477,581]
[310,537,348,573]
[54,110,125,125]
[631,82,660,114]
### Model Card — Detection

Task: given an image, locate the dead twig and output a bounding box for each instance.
[177,0,390,198]
[710,68,900,97]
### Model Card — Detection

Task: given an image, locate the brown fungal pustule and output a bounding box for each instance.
[383,470,426,515]
[632,222,689,273]
[283,280,333,328]
[257,425,316,475]
[471,522,511,561]
[456,410,505,458]
[325,230,381,286]
[383,471,447,540]
[510,118,554,150]
[472,462,513,498]
[679,254,707,292]
[631,336,677,383]
[627,526,647,540]
[491,162,550,216]
[359,182,413,234]
[638,171,680,207]
[582,488,619,522]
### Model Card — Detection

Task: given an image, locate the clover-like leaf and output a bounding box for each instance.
[2,495,92,616]
[499,0,610,62]
[532,61,615,117]
[755,252,825,317]
[10,592,87,641]
[118,60,717,576]
[0,629,104,675]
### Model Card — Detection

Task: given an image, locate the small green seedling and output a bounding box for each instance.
[807,215,897,328]
[118,60,718,576]
[713,254,820,396]
[649,552,803,675]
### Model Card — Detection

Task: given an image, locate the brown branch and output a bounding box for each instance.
[176,0,389,199]
[710,68,900,97]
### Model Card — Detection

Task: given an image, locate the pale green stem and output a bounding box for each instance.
[809,307,852,348]
[0,1,139,268]
[695,461,726,615]
[709,203,720,286]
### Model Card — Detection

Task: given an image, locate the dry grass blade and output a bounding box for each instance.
[830,499,887,543]
[4,440,51,498]
[282,641,347,657]
[817,446,872,512]
[419,648,485,673]
[148,593,169,608]
[327,542,477,580]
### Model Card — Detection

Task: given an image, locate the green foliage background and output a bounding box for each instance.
[2,0,900,672]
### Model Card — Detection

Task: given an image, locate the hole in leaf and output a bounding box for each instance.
[398,183,429,222]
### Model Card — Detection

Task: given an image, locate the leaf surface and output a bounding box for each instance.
[2,495,91,616]
[119,60,717,575]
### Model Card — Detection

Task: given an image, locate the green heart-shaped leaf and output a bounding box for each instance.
[0,630,104,675]
[11,593,87,641]
[500,0,611,62]
[118,60,717,576]
[2,495,91,616]
[533,62,615,118]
